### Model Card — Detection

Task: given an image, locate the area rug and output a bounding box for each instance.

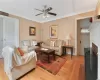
[37,56,67,75]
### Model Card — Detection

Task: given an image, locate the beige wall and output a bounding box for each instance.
[9,14,41,43]
[41,11,95,55]
[7,11,95,54]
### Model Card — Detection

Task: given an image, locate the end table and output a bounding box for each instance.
[62,46,73,59]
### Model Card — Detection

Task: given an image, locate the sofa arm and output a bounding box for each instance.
[58,46,62,54]
[21,46,29,53]
[54,46,62,56]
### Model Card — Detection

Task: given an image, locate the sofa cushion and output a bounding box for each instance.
[22,40,31,46]
[15,48,21,56]
[55,40,63,47]
[50,41,55,47]
[28,46,34,52]
[21,46,28,53]
[54,47,59,50]
[17,48,24,56]
[44,39,51,46]
[54,47,59,52]
[31,40,37,46]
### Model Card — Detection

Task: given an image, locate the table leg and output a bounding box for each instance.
[71,48,73,59]
[63,47,66,55]
[40,52,43,61]
[53,51,56,60]
[48,55,50,63]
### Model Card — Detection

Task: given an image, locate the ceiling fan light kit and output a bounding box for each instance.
[35,5,57,18]
[43,15,50,18]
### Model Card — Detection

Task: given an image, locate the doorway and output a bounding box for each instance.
[0,15,19,58]
[77,17,92,56]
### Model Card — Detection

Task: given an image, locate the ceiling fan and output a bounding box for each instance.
[35,5,57,18]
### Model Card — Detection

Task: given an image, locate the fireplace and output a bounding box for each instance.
[85,43,98,80]
[91,43,98,80]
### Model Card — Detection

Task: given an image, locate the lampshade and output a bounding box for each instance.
[66,34,71,40]
[96,0,100,15]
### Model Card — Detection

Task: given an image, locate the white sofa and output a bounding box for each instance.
[41,39,65,56]
[21,40,38,52]
[2,45,37,80]
[11,40,38,80]
[12,56,36,80]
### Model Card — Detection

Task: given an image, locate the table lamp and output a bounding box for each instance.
[66,34,71,46]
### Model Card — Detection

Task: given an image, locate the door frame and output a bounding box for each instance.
[75,16,94,55]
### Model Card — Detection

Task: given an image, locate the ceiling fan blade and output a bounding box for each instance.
[47,7,52,11]
[48,12,57,16]
[35,8,43,12]
[35,13,43,16]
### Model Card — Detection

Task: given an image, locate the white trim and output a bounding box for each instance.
[15,18,19,47]
[41,13,78,23]
[12,14,41,23]
[3,8,95,23]
[0,10,41,23]
[41,8,95,23]
[75,16,94,55]
[75,19,77,55]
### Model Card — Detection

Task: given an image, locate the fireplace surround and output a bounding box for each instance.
[85,43,98,80]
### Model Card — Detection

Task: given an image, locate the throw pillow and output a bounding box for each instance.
[50,41,55,47]
[21,46,28,53]
[55,40,62,47]
[15,48,20,56]
[17,47,24,56]
[23,40,30,46]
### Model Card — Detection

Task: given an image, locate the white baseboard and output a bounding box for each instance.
[67,52,76,56]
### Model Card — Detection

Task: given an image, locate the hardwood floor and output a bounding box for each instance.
[0,56,85,80]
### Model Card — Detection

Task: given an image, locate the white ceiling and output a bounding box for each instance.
[0,0,98,23]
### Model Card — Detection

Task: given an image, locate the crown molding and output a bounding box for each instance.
[12,14,41,23]
[41,8,95,23]
[0,9,42,23]
[4,8,95,23]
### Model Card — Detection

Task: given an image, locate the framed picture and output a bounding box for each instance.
[29,27,36,36]
[50,25,58,38]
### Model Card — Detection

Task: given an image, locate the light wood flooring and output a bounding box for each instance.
[0,56,85,80]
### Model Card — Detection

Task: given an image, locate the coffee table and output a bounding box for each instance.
[35,48,56,63]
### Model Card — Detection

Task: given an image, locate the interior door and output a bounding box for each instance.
[0,17,3,58]
[3,17,19,47]
[81,33,90,55]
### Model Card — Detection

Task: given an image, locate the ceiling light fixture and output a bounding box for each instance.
[81,29,90,33]
[35,5,57,18]
[43,14,50,18]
